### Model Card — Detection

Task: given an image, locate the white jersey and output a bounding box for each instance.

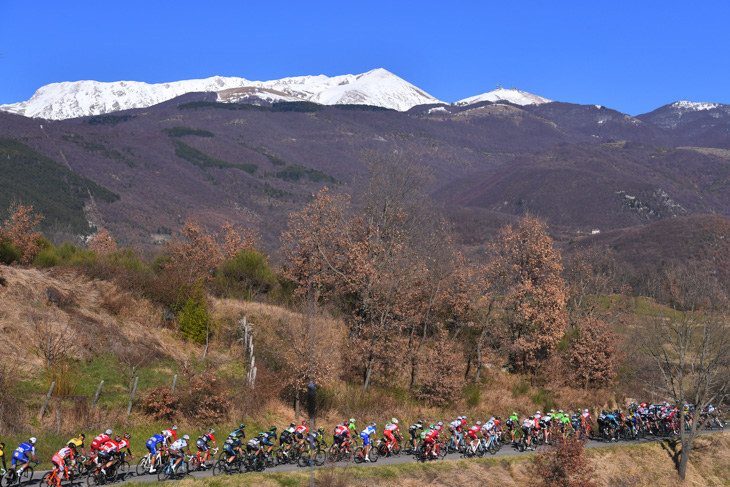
[449,420,460,430]
[385,423,398,432]
[485,420,495,431]
[522,419,534,429]
[170,439,187,450]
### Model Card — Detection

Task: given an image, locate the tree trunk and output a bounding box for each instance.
[295,391,300,421]
[475,344,483,383]
[362,354,375,397]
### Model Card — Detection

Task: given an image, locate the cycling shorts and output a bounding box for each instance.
[168,448,182,459]
[280,434,292,445]
[333,434,345,445]
[467,431,478,440]
[223,444,236,456]
[246,444,259,453]
[260,437,273,447]
[11,452,29,467]
[384,430,394,441]
[360,433,370,446]
[51,455,64,467]
[97,451,112,462]
[146,440,159,455]
[196,440,209,452]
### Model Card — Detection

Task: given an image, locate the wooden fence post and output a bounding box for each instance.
[171,374,178,394]
[39,381,55,420]
[127,376,139,417]
[90,380,104,411]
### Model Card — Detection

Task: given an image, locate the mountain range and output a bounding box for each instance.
[2,68,730,290]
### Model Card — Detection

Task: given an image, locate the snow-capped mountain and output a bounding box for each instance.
[456,87,551,107]
[0,69,444,120]
[636,100,730,130]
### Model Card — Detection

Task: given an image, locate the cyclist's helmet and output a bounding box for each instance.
[496,416,501,420]
[429,424,435,429]
[392,418,398,424]
[370,422,376,427]
[172,425,178,431]
[115,436,121,442]
[183,435,190,440]
[29,437,37,445]
[558,410,564,414]
[302,420,307,425]
[239,424,246,429]
[318,427,324,433]
[209,429,215,434]
[584,409,589,413]
[437,421,444,426]
[476,421,482,426]
[124,433,131,440]
[536,411,541,415]
[269,426,277,432]
[0,442,4,450]
[457,416,462,420]
[106,429,113,436]
[349,418,356,424]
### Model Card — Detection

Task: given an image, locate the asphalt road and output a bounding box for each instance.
[18,429,726,485]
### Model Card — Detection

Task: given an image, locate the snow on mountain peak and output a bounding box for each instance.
[670,101,721,112]
[455,87,551,107]
[0,69,443,120]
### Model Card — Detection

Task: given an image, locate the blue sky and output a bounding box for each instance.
[1,0,728,115]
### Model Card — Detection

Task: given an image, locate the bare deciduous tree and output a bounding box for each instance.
[638,264,730,480]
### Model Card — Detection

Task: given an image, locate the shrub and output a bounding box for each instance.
[140,387,178,421]
[33,242,97,268]
[178,293,211,344]
[535,435,596,487]
[178,368,231,422]
[0,238,21,264]
[213,249,278,299]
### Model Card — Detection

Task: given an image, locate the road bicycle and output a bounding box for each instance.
[136,451,169,476]
[2,465,34,487]
[156,455,188,481]
[187,447,218,472]
[40,465,73,487]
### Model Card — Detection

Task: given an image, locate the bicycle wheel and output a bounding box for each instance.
[157,464,169,482]
[136,456,150,476]
[313,449,326,467]
[18,467,33,486]
[212,460,225,476]
[86,470,102,487]
[369,447,379,463]
[353,447,364,464]
[40,472,53,487]
[117,461,130,482]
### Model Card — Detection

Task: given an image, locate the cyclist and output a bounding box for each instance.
[467,421,482,452]
[360,422,377,462]
[229,423,246,442]
[246,435,264,464]
[51,445,75,484]
[97,436,122,475]
[161,425,178,445]
[347,418,358,441]
[521,416,536,450]
[67,433,87,457]
[333,423,349,450]
[168,434,191,474]
[423,425,440,459]
[383,418,400,452]
[0,442,6,473]
[11,437,38,477]
[145,432,166,474]
[90,430,112,454]
[507,412,519,442]
[259,427,277,459]
[279,423,295,450]
[408,420,423,450]
[304,427,325,465]
[294,421,309,448]
[222,435,243,474]
[448,416,462,447]
[196,429,217,468]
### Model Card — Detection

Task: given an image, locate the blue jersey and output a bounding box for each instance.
[14,443,34,457]
[361,426,376,437]
[229,429,245,440]
[148,434,164,445]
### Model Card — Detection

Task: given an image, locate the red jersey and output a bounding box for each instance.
[295,424,308,435]
[425,429,439,443]
[101,441,119,454]
[467,425,480,438]
[334,425,348,436]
